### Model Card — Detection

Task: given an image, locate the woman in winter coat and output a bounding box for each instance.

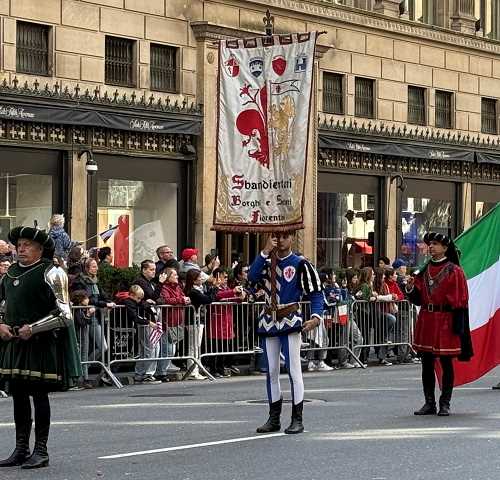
[184,268,215,380]
[70,258,115,363]
[155,268,191,379]
[354,267,392,366]
[205,268,244,377]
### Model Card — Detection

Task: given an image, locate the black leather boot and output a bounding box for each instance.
[21,421,49,469]
[414,402,437,415]
[256,399,282,433]
[414,390,437,415]
[438,390,452,416]
[437,402,450,416]
[415,360,437,416]
[284,401,304,434]
[438,364,453,416]
[0,419,32,467]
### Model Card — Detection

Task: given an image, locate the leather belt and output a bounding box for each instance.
[422,304,453,313]
[264,303,300,320]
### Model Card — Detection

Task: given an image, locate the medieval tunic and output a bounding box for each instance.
[411,259,469,356]
[0,260,81,392]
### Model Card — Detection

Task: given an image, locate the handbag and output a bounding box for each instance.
[167,325,185,343]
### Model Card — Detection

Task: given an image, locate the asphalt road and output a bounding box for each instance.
[0,365,499,480]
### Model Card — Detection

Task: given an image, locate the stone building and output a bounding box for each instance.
[0,0,499,268]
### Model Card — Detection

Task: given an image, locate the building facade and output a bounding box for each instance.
[0,0,499,269]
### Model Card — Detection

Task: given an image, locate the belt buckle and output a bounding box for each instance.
[427,303,434,312]
[12,326,20,337]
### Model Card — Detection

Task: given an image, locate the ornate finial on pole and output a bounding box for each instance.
[263,9,274,37]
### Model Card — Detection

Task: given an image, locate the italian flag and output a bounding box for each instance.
[453,203,500,386]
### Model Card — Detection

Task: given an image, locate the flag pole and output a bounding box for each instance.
[263,10,278,324]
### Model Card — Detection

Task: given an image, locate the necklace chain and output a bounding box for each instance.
[6,262,45,283]
[426,261,449,286]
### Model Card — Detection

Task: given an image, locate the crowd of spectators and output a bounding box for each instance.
[1,214,420,390]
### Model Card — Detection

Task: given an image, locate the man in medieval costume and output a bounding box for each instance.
[406,232,473,416]
[248,232,323,434]
[0,226,81,469]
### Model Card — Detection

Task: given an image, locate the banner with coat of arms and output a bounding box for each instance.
[213,32,318,232]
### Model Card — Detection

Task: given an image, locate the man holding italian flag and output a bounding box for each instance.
[407,203,500,416]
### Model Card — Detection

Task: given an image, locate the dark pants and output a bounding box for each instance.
[421,352,454,407]
[10,383,51,457]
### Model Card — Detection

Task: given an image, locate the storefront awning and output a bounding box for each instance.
[319,135,475,162]
[0,99,201,135]
[475,151,500,165]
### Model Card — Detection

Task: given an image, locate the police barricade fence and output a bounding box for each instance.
[71,304,210,387]
[349,299,416,365]
[106,304,212,381]
[198,300,359,373]
[69,300,416,389]
[198,300,264,376]
[71,305,123,388]
[299,301,366,369]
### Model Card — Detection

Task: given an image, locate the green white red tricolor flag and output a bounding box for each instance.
[453,203,500,386]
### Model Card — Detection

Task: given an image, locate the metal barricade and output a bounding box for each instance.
[300,301,365,368]
[350,299,415,364]
[72,305,123,388]
[199,301,264,375]
[108,304,212,381]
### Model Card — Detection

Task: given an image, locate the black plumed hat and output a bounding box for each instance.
[424,231,461,265]
[423,231,451,246]
[8,226,55,260]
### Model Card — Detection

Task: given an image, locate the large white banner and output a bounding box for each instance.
[214,32,317,232]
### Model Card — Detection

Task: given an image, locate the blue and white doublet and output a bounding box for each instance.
[248,252,324,337]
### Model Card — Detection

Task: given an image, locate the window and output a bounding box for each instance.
[16,21,50,76]
[435,90,452,129]
[477,0,499,40]
[317,173,379,270]
[400,180,456,267]
[474,184,500,221]
[323,72,344,114]
[481,98,497,134]
[105,36,136,87]
[98,179,178,266]
[150,44,178,92]
[355,77,374,119]
[408,86,426,125]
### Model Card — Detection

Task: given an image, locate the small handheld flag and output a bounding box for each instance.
[99,225,118,243]
[149,320,163,347]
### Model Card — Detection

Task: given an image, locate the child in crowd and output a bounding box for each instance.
[70,290,95,390]
[123,285,161,384]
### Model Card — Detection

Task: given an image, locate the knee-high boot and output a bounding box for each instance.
[22,394,50,469]
[0,419,32,467]
[414,353,437,415]
[438,356,454,416]
[284,401,304,434]
[256,399,282,433]
[0,394,32,467]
